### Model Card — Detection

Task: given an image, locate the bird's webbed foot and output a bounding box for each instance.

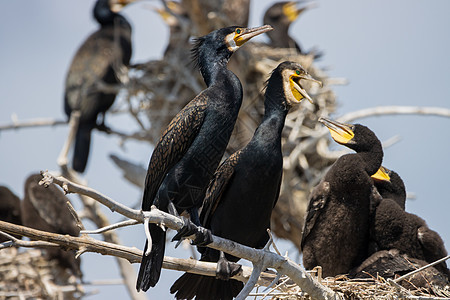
[216,251,242,281]
[171,217,212,246]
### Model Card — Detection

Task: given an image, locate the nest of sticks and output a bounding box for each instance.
[0,248,83,300]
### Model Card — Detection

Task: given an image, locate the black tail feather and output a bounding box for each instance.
[73,123,93,173]
[170,272,243,300]
[136,224,166,292]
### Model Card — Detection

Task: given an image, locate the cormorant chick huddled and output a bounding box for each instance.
[301,118,386,277]
[64,0,133,173]
[170,61,321,300]
[136,25,273,292]
[302,119,449,289]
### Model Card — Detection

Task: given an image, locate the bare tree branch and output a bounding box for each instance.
[39,171,340,300]
[0,116,67,131]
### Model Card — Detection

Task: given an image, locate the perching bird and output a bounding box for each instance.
[263,1,320,57]
[64,0,133,173]
[170,61,321,300]
[136,25,273,292]
[21,174,82,277]
[371,169,450,278]
[301,118,386,277]
[0,186,22,242]
[351,249,449,293]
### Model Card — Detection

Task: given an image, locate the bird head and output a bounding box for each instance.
[319,118,381,153]
[192,25,273,72]
[223,25,273,52]
[264,1,315,27]
[281,62,321,105]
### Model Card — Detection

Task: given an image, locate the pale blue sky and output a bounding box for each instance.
[1,0,449,299]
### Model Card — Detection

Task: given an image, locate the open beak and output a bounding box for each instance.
[319,117,355,145]
[371,166,391,182]
[292,73,322,104]
[235,25,273,46]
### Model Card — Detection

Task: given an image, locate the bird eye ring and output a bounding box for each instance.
[236,28,241,34]
[296,70,300,75]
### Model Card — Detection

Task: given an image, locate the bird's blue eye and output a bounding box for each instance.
[236,28,241,34]
[296,70,300,75]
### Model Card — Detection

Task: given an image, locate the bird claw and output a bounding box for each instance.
[216,254,242,280]
[171,217,212,246]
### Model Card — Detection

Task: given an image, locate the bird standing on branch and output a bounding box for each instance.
[136,25,273,292]
[64,0,133,173]
[301,118,388,277]
[170,61,321,300]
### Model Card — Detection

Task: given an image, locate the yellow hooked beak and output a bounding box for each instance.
[371,166,391,182]
[319,117,355,145]
[234,25,273,47]
[290,72,322,104]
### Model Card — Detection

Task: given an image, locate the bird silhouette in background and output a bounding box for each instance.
[64,0,133,173]
[136,25,273,292]
[301,118,388,277]
[170,61,321,300]
[21,174,82,278]
[0,186,22,242]
[263,1,322,58]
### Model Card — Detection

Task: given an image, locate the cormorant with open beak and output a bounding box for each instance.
[170,61,321,300]
[301,118,387,277]
[64,0,133,173]
[136,25,273,292]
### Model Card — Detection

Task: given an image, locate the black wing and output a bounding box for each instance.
[301,180,330,249]
[142,94,208,210]
[199,150,242,227]
[64,26,132,114]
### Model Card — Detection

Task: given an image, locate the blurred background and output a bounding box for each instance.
[1,0,449,298]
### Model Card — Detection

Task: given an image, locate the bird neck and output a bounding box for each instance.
[94,0,120,26]
[251,106,288,150]
[356,143,384,176]
[198,54,231,87]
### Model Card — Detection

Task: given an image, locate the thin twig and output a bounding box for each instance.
[80,219,139,235]
[393,255,450,283]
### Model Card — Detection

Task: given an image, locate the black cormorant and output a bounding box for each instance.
[371,169,450,278]
[0,186,22,242]
[263,1,319,57]
[301,118,385,277]
[170,61,321,300]
[136,25,273,292]
[64,0,133,173]
[21,174,82,277]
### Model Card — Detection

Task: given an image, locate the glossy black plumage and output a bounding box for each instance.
[64,0,132,173]
[170,61,320,300]
[21,174,81,277]
[371,170,450,278]
[0,186,22,242]
[136,25,273,292]
[301,120,384,277]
